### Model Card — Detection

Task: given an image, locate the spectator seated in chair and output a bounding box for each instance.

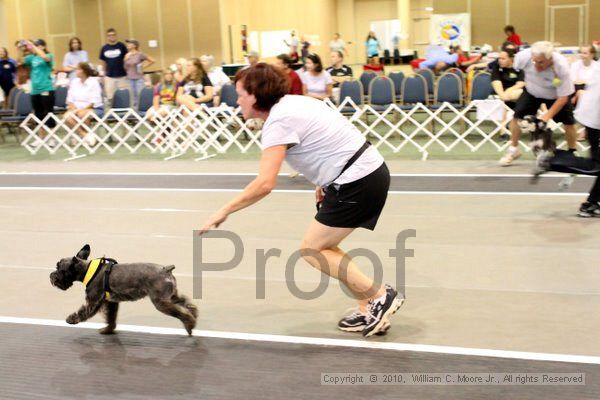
[176,57,214,111]
[300,53,333,101]
[63,62,103,146]
[147,68,177,121]
[173,57,187,84]
[274,54,303,95]
[491,48,525,108]
[327,51,353,87]
[327,51,353,104]
[200,54,230,106]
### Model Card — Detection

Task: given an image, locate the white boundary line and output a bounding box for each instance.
[1,316,599,365]
[0,172,591,178]
[0,187,588,196]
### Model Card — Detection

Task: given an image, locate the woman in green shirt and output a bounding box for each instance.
[22,39,55,128]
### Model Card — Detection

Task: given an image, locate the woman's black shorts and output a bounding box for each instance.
[315,162,390,230]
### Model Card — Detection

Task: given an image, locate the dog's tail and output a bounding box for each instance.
[162,265,176,274]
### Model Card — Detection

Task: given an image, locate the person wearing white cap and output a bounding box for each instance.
[247,51,260,67]
[200,55,230,106]
[500,41,576,166]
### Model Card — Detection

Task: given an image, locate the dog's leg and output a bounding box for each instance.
[99,302,119,334]
[172,292,198,319]
[152,298,196,336]
[66,298,103,325]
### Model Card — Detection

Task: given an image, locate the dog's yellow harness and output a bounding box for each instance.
[83,258,118,300]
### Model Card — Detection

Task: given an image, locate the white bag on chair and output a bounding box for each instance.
[475,99,505,122]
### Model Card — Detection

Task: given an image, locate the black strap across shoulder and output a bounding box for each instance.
[330,141,371,185]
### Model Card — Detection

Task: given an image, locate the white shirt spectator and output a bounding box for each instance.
[66,77,103,109]
[261,95,383,186]
[575,62,600,130]
[514,49,574,99]
[207,67,231,95]
[299,70,333,97]
[570,59,597,85]
[63,50,89,80]
[329,39,346,53]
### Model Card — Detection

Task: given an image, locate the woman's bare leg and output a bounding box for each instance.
[300,219,385,312]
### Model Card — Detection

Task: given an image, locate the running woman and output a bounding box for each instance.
[198,63,403,337]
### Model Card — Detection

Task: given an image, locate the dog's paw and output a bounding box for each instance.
[184,318,196,336]
[99,326,116,335]
[66,314,80,324]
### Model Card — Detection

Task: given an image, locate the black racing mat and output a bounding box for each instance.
[0,323,598,399]
[0,173,594,193]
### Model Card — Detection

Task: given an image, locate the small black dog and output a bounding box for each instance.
[50,244,197,335]
[519,116,557,182]
[519,115,556,156]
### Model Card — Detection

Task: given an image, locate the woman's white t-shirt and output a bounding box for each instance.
[66,77,103,109]
[570,59,597,84]
[575,62,600,130]
[299,70,333,97]
[261,95,384,187]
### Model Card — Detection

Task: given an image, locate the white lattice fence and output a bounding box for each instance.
[19,100,589,161]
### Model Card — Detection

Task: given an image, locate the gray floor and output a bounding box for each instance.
[0,165,599,399]
[0,172,594,193]
[1,323,598,400]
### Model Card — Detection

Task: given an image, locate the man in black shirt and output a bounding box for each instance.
[491,49,524,108]
[326,51,353,88]
[99,28,128,104]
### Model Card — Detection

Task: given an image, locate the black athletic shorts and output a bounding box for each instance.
[315,162,390,230]
[513,89,575,125]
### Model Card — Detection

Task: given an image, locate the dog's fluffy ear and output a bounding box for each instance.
[76,244,91,260]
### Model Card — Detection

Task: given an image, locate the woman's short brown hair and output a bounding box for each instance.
[504,25,515,34]
[235,63,289,112]
[77,62,96,78]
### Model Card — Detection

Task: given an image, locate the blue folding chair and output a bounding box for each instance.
[111,88,131,110]
[53,86,68,113]
[400,75,428,109]
[338,80,364,114]
[0,87,22,117]
[1,91,32,123]
[416,68,434,100]
[388,71,404,102]
[0,91,32,140]
[470,72,493,101]
[220,83,239,108]
[368,76,395,111]
[359,71,377,97]
[433,72,463,107]
[137,87,154,115]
